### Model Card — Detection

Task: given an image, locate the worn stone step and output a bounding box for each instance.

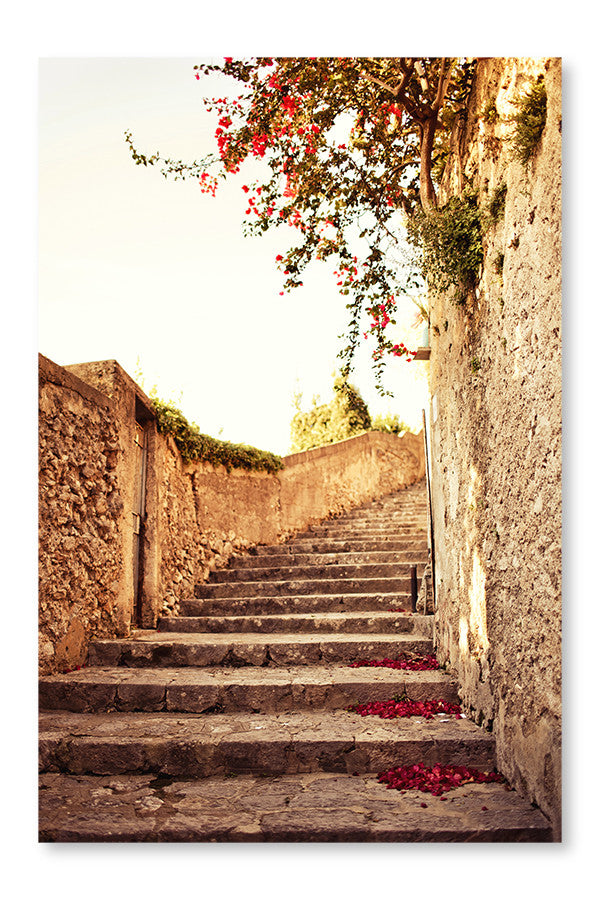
[341,517,428,525]
[38,771,552,842]
[345,502,427,511]
[209,562,423,584]
[349,508,424,517]
[255,539,429,555]
[295,526,427,538]
[196,576,412,599]
[157,611,431,635]
[290,533,427,544]
[342,498,426,510]
[298,516,426,527]
[181,592,413,616]
[233,550,429,568]
[306,512,426,522]
[335,513,427,521]
[39,709,495,778]
[361,512,428,518]
[87,631,433,668]
[39,663,456,713]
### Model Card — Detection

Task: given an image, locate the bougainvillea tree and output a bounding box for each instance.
[126,57,475,386]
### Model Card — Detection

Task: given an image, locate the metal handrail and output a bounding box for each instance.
[422,409,436,611]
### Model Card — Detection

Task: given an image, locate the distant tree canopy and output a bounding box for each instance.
[126,57,476,387]
[290,374,410,453]
[370,412,411,436]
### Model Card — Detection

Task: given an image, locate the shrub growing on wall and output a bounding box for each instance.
[509,76,547,165]
[406,190,483,306]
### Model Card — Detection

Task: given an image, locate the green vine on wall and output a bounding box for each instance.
[152,398,283,472]
[509,77,547,165]
[485,182,507,226]
[406,189,483,306]
[406,75,547,312]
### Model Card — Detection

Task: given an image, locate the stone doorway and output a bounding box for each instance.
[132,420,148,625]
[132,393,158,628]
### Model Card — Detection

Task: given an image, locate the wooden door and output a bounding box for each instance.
[132,422,147,624]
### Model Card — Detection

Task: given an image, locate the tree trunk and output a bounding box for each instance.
[419,116,438,214]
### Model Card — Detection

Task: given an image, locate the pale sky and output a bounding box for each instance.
[38,57,429,455]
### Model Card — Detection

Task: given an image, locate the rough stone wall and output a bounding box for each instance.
[428,58,561,836]
[155,434,281,617]
[39,356,128,674]
[64,360,161,630]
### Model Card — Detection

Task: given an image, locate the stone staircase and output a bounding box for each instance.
[38,480,552,841]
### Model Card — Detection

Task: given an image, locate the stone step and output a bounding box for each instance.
[181,592,413,616]
[335,513,427,521]
[195,576,412,599]
[341,513,428,521]
[39,709,496,778]
[39,663,456,713]
[343,510,427,518]
[209,562,424,584]
[255,539,429,555]
[306,511,427,520]
[346,500,427,509]
[233,550,429,568]
[347,495,426,505]
[340,520,427,528]
[295,526,427,538]
[38,771,552,842]
[87,631,433,668]
[359,511,428,517]
[357,503,428,511]
[291,533,427,544]
[157,611,430,635]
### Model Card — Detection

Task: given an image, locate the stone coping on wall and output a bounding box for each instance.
[39,353,115,412]
[282,429,424,468]
[64,358,157,422]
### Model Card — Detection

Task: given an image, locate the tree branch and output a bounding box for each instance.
[360,60,414,102]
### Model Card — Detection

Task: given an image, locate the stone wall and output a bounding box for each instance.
[39,356,129,674]
[66,360,163,624]
[39,353,425,670]
[155,434,282,618]
[428,58,561,836]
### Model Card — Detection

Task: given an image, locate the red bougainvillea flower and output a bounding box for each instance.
[348,654,440,671]
[349,698,462,720]
[378,763,505,796]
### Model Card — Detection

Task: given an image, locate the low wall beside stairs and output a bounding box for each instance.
[39,353,426,675]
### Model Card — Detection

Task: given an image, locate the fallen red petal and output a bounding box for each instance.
[377,763,504,795]
[349,697,461,720]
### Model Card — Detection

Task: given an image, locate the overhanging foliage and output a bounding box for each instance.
[126,57,478,388]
